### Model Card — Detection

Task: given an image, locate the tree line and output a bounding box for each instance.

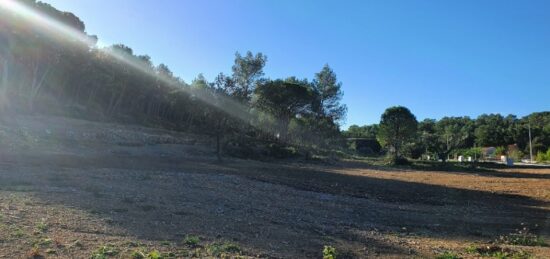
[345,107,550,163]
[0,0,346,159]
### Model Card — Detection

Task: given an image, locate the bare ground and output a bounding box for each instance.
[0,115,548,258]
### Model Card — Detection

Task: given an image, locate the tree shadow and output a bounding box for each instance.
[0,153,548,258]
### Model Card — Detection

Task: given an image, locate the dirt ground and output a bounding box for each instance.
[0,115,549,258]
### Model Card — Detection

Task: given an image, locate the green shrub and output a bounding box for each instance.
[436,251,459,259]
[183,235,200,247]
[146,250,162,259]
[323,245,337,259]
[536,149,550,163]
[497,225,547,247]
[90,245,118,259]
[206,242,241,256]
[495,146,506,157]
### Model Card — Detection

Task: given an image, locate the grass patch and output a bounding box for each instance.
[11,227,25,238]
[129,250,146,259]
[497,226,547,247]
[436,251,459,259]
[183,235,200,247]
[90,245,119,259]
[206,242,241,256]
[36,220,48,233]
[467,245,531,259]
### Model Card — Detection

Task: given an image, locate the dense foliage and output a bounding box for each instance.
[345,112,550,162]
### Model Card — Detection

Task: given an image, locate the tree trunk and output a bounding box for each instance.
[28,63,51,112]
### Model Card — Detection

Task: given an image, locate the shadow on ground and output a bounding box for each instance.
[0,152,548,258]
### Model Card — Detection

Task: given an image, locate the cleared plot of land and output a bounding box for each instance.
[0,115,549,258]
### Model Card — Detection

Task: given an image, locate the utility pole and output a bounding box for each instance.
[528,123,533,163]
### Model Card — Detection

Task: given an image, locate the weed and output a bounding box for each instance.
[160,240,171,246]
[471,245,531,259]
[130,250,146,259]
[323,245,337,259]
[12,227,25,238]
[38,238,53,247]
[206,242,241,256]
[69,239,83,249]
[497,225,547,247]
[464,244,477,254]
[436,251,459,259]
[36,220,48,233]
[183,235,200,247]
[27,246,43,259]
[90,245,119,259]
[147,250,162,259]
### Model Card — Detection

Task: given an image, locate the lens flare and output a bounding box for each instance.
[0,0,260,127]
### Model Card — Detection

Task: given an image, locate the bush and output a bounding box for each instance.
[323,245,337,259]
[495,146,506,157]
[536,148,550,163]
[508,149,524,162]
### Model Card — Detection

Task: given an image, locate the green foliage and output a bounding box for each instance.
[535,148,550,163]
[377,106,418,162]
[90,245,118,259]
[130,250,146,259]
[183,235,200,247]
[470,245,531,259]
[312,64,347,123]
[495,146,506,156]
[254,79,314,140]
[146,250,162,259]
[206,242,241,257]
[35,220,48,233]
[343,124,379,139]
[435,251,459,259]
[322,245,337,259]
[497,226,547,247]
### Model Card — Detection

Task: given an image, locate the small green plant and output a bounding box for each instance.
[36,220,48,233]
[12,227,25,238]
[130,250,146,259]
[90,245,118,259]
[470,245,531,259]
[206,242,241,256]
[323,245,337,259]
[147,250,162,259]
[464,244,477,254]
[497,225,547,246]
[183,235,200,247]
[435,251,459,259]
[38,238,53,247]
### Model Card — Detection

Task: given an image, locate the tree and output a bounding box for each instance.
[231,51,267,101]
[377,106,418,163]
[254,79,314,142]
[434,117,474,162]
[312,64,347,123]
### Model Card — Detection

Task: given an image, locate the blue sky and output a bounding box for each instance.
[43,0,550,128]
